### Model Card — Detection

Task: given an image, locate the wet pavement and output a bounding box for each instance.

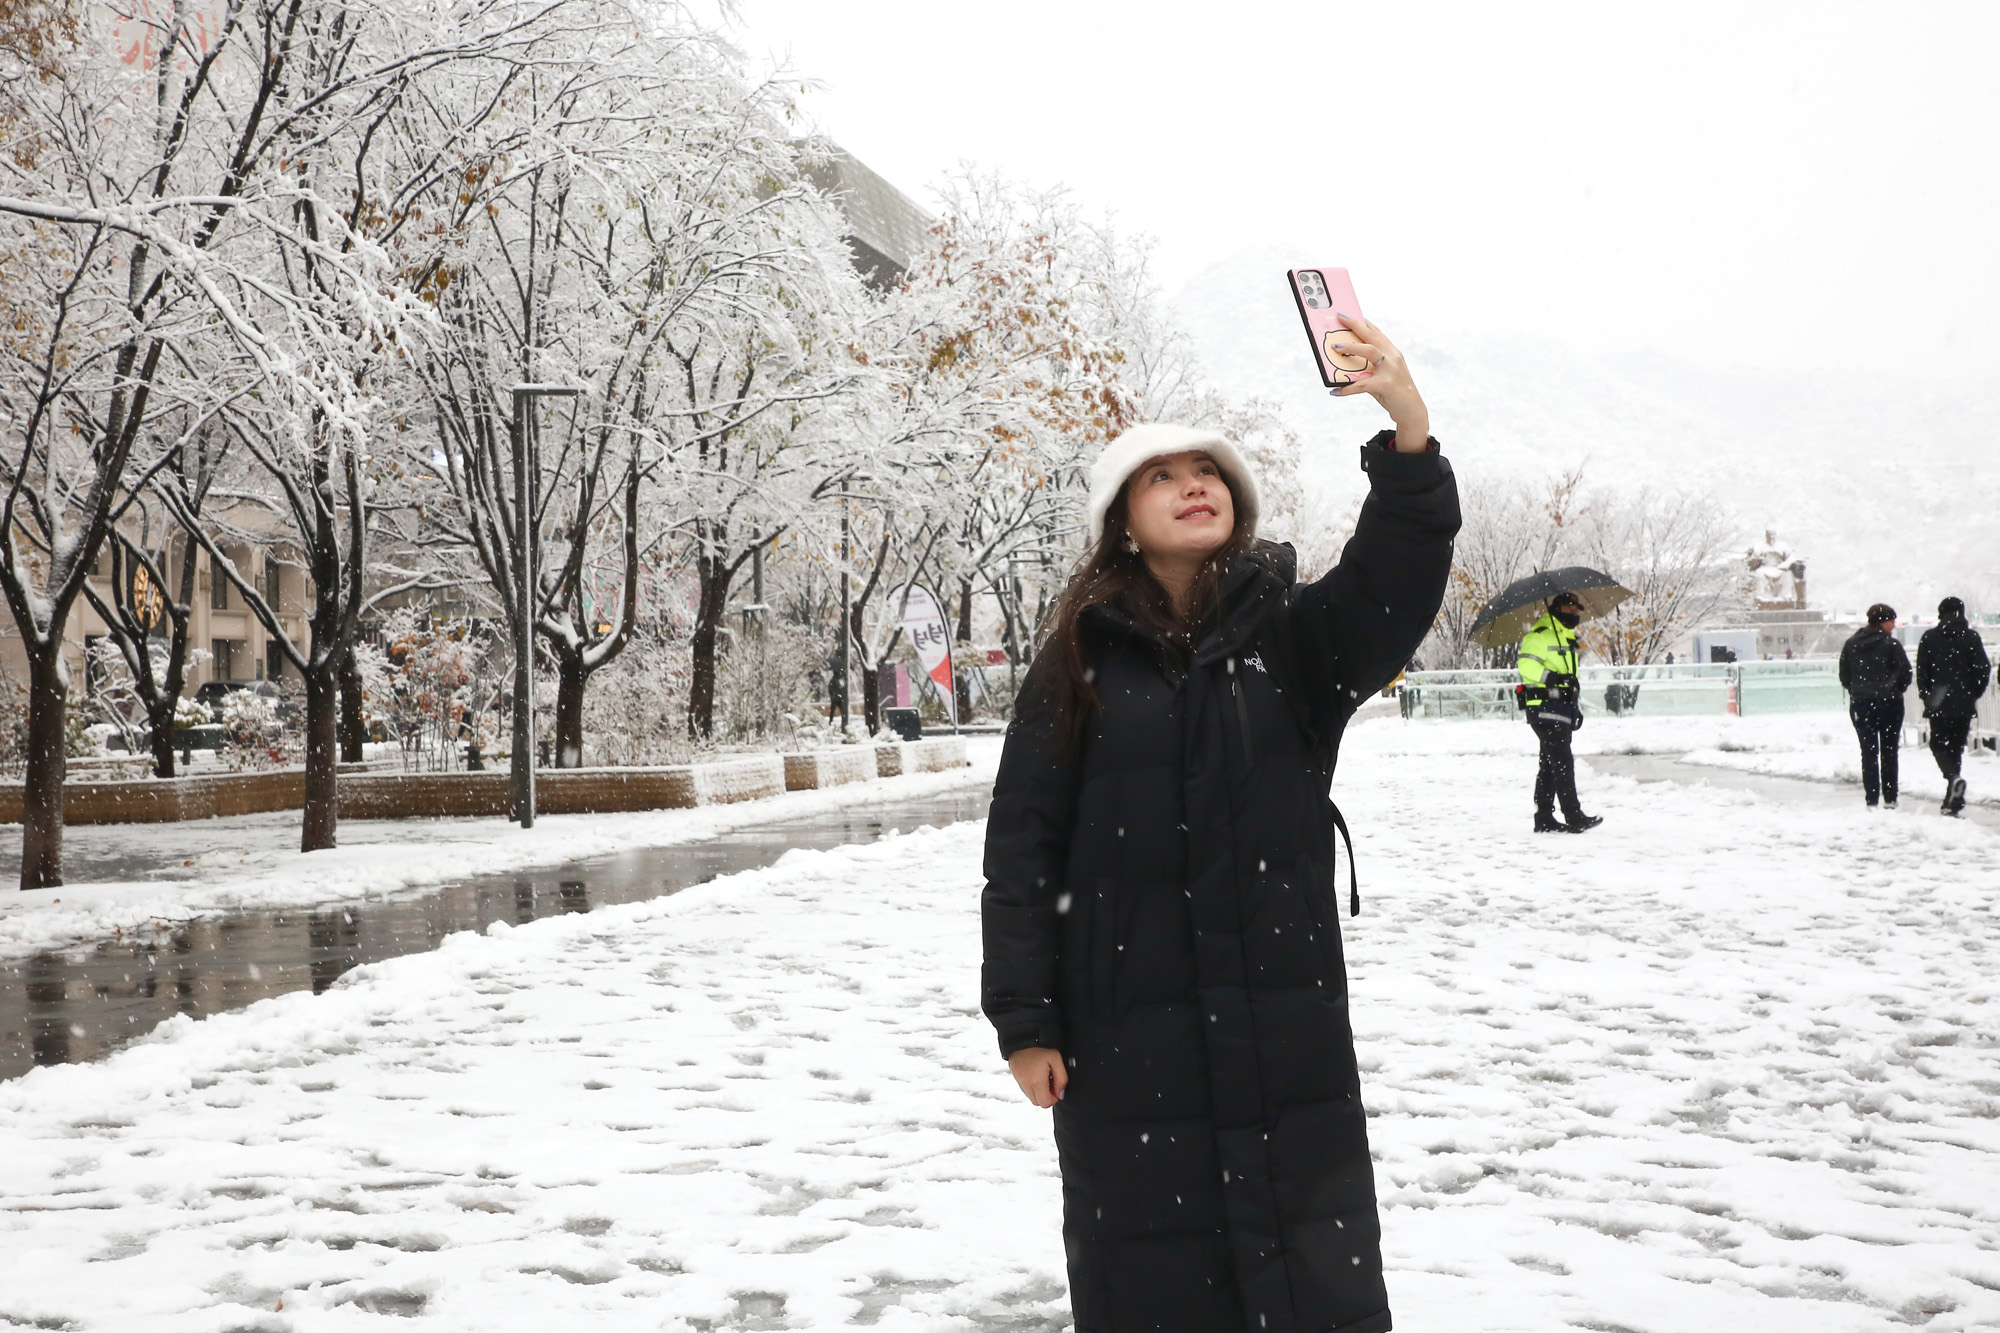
[1586,751,2000,831]
[0,790,991,1082]
[0,807,478,886]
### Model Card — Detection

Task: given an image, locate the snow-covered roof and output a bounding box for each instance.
[803,146,933,290]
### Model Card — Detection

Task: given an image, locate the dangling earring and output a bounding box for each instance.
[1121,532,1141,555]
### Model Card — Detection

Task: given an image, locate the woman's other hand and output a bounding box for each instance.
[1008,1047,1068,1108]
[1328,313,1431,452]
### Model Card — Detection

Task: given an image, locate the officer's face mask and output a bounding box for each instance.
[1554,609,1581,629]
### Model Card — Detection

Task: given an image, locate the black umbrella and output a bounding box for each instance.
[1469,566,1635,649]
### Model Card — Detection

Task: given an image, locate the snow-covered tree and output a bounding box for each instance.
[1420,468,1735,670]
[78,425,224,778]
[1575,488,1741,666]
[1423,470,1587,669]
[0,0,238,884]
[109,0,580,854]
[837,175,1140,727]
[404,21,863,754]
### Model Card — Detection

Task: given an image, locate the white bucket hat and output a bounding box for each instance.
[1085,422,1262,546]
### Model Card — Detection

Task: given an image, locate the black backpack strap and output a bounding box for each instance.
[1330,798,1360,917]
[1251,596,1362,916]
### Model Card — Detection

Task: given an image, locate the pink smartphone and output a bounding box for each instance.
[1286,267,1371,388]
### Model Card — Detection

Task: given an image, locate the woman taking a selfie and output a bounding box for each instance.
[982,313,1459,1333]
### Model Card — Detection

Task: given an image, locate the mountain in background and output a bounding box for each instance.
[1173,247,2000,619]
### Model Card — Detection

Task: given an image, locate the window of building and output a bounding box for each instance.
[210,556,229,610]
[267,640,285,681]
[264,556,282,610]
[211,638,234,681]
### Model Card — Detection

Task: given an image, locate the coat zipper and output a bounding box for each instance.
[1229,657,1253,765]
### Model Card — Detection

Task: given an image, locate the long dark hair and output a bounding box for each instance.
[1035,466,1251,758]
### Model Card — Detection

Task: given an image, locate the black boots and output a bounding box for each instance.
[1943,777,1967,817]
[1535,812,1603,834]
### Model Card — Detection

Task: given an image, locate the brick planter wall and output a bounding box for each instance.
[338,772,512,820]
[689,756,787,805]
[0,770,307,824]
[1,752,792,825]
[782,748,879,791]
[874,736,970,777]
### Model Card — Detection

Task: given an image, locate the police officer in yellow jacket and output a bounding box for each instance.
[1519,592,1603,833]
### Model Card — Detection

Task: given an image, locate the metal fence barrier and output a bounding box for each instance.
[1398,661,1847,721]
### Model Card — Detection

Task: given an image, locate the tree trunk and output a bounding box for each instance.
[687,611,720,740]
[300,664,339,852]
[954,577,976,723]
[686,557,730,740]
[861,660,882,735]
[554,651,586,767]
[19,647,67,890]
[152,532,202,779]
[338,645,366,763]
[851,602,881,735]
[148,699,178,779]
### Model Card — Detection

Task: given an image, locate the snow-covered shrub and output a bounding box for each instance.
[218,690,289,770]
[172,696,210,731]
[578,629,696,767]
[785,715,873,751]
[80,639,150,754]
[712,618,825,746]
[0,672,96,771]
[371,610,500,773]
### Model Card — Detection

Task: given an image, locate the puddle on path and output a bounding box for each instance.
[0,790,990,1082]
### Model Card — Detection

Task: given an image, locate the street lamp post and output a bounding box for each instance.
[509,383,584,827]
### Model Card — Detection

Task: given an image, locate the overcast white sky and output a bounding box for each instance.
[720,0,2000,381]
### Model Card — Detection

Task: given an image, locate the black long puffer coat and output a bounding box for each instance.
[982,437,1460,1333]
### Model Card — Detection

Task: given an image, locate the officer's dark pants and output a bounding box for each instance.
[1530,712,1583,820]
[1930,715,1972,782]
[1850,698,1904,806]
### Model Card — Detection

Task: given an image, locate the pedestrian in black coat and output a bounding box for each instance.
[1917,595,1991,815]
[1839,603,1913,808]
[982,314,1460,1333]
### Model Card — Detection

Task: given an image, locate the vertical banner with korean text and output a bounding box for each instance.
[894,583,956,727]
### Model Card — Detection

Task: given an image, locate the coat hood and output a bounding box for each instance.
[1085,422,1262,546]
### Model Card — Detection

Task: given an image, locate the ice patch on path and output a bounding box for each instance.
[0,738,1001,965]
[1,723,1997,1330]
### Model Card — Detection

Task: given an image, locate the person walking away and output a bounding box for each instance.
[1517,592,1602,833]
[1839,603,1912,809]
[1916,596,1990,816]
[983,313,1459,1333]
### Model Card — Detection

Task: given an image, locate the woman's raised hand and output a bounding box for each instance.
[1008,1046,1068,1108]
[1328,313,1431,453]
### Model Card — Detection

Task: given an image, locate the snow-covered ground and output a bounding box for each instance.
[0,746,1002,964]
[1446,711,2000,810]
[2,714,1997,1331]
[1669,719,2000,810]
